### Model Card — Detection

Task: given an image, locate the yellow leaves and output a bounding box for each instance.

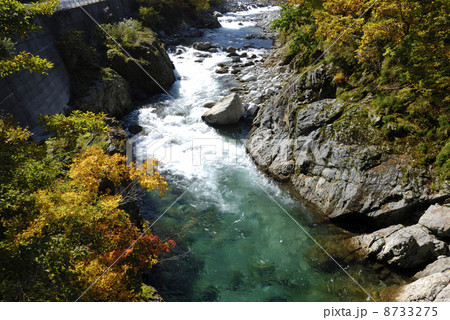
[129,159,168,196]
[0,115,31,144]
[75,259,138,301]
[322,0,369,16]
[1,112,173,301]
[70,145,167,196]
[0,51,54,77]
[98,194,122,211]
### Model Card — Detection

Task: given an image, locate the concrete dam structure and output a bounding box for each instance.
[0,0,137,129]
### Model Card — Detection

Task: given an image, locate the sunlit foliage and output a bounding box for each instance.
[0,0,58,77]
[138,0,215,30]
[272,0,449,183]
[0,112,174,301]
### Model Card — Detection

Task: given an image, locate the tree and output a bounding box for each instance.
[0,0,59,77]
[0,112,174,301]
[272,0,449,183]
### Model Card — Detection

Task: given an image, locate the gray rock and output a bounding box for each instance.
[193,52,212,58]
[414,256,450,279]
[128,124,143,135]
[395,271,450,302]
[201,93,244,125]
[226,47,236,53]
[193,42,212,51]
[231,56,241,63]
[350,224,448,269]
[246,63,447,222]
[74,69,132,118]
[202,102,216,109]
[247,103,259,117]
[419,204,450,239]
[215,67,228,74]
[435,283,450,301]
[241,74,257,82]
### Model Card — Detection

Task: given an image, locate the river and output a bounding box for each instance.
[123,6,403,302]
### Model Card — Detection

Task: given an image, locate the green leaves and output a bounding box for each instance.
[273,0,449,185]
[0,51,54,77]
[0,0,58,77]
[40,110,108,144]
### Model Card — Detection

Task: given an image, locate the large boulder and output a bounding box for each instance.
[73,68,132,118]
[350,224,448,269]
[193,42,212,51]
[419,204,450,239]
[107,38,175,98]
[414,256,450,279]
[395,271,450,302]
[201,93,245,125]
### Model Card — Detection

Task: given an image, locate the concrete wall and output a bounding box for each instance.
[0,0,137,129]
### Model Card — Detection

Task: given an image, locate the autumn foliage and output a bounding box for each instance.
[0,112,174,301]
[273,0,449,183]
[0,0,58,77]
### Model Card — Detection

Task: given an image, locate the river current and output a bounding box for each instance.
[123,6,403,302]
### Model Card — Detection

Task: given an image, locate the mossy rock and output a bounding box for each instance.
[141,284,163,302]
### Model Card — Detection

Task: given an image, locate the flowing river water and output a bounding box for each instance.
[123,6,405,302]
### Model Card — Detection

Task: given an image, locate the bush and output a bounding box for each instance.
[0,112,174,301]
[102,19,156,49]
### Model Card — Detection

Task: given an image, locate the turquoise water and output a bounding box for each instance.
[124,7,405,302]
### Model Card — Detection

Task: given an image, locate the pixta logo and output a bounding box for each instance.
[126,131,247,171]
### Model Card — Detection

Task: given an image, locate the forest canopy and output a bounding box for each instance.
[272,0,450,183]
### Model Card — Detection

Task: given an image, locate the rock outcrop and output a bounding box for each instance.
[246,64,448,225]
[107,38,175,99]
[414,256,450,279]
[419,204,450,239]
[193,42,212,51]
[394,271,450,302]
[349,224,448,270]
[73,69,132,118]
[202,93,245,125]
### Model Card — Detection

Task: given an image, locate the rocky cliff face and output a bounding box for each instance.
[72,69,132,118]
[247,64,448,227]
[107,38,175,100]
[245,60,450,301]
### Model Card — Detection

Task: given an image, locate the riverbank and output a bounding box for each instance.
[235,4,450,302]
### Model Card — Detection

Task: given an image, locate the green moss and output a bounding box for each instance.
[435,141,450,184]
[141,284,159,301]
